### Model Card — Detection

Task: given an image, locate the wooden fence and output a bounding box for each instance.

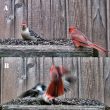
[0,0,109,56]
[0,57,110,106]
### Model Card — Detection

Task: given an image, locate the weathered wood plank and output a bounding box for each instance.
[0,0,15,39]
[67,0,89,38]
[16,57,27,97]
[28,0,51,39]
[0,58,1,103]
[79,58,104,101]
[0,45,93,57]
[71,57,79,98]
[91,0,107,57]
[103,58,110,106]
[107,0,110,56]
[2,105,106,110]
[1,58,22,103]
[14,0,24,39]
[0,0,5,38]
[29,0,67,40]
[25,58,36,90]
[43,57,52,85]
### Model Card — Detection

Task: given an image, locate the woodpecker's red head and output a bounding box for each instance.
[21,21,27,30]
[69,26,77,33]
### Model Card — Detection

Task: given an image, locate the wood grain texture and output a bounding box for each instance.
[25,58,36,90]
[14,0,24,39]
[79,58,104,101]
[0,0,15,39]
[2,105,106,110]
[107,0,110,56]
[0,58,1,103]
[1,57,22,102]
[103,58,110,106]
[0,0,109,56]
[0,45,93,57]
[91,0,107,56]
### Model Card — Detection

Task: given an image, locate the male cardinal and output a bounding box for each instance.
[21,22,46,41]
[44,64,75,101]
[69,26,107,53]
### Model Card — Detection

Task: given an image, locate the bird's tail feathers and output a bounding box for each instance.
[89,43,107,53]
[45,79,64,99]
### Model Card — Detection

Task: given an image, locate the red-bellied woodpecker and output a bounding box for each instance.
[21,22,45,41]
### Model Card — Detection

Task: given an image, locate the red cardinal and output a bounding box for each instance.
[44,64,71,100]
[69,26,107,53]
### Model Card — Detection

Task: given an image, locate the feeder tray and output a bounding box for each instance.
[1,97,109,110]
[0,39,97,57]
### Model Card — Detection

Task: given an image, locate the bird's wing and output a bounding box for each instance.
[29,29,46,41]
[63,75,77,92]
[18,89,38,98]
[19,83,47,98]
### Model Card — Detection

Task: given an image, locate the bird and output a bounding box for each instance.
[43,64,76,101]
[18,83,46,98]
[69,26,107,54]
[18,65,76,102]
[21,22,46,41]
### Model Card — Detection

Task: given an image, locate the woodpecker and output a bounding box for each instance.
[21,22,46,41]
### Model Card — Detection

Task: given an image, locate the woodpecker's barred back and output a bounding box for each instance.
[29,29,46,41]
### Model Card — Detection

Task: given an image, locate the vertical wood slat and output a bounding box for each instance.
[25,58,36,90]
[14,0,24,39]
[78,58,104,101]
[107,0,110,56]
[0,58,1,103]
[1,57,23,103]
[103,58,110,106]
[29,0,67,39]
[91,0,107,56]
[0,0,5,38]
[16,57,26,97]
[0,0,14,39]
